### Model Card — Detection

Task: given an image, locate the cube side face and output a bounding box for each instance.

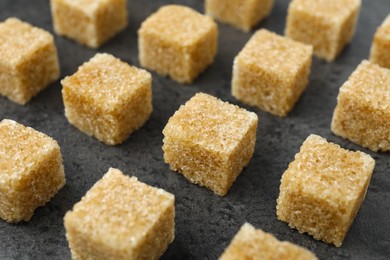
[205,0,274,31]
[220,223,317,260]
[370,16,390,69]
[64,168,175,259]
[138,5,218,84]
[51,0,98,48]
[332,93,390,152]
[15,40,60,104]
[286,0,360,61]
[276,135,374,246]
[95,0,128,47]
[0,120,65,222]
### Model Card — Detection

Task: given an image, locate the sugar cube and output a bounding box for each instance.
[138,5,218,84]
[285,0,361,61]
[232,29,312,117]
[51,0,128,48]
[276,134,375,247]
[205,0,274,32]
[64,168,175,259]
[0,119,65,223]
[331,60,390,152]
[220,223,317,260]
[370,15,390,69]
[0,18,60,105]
[163,93,258,196]
[62,53,152,145]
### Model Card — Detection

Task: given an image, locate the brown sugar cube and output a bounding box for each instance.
[64,168,175,259]
[285,0,361,61]
[205,0,274,32]
[232,29,312,117]
[276,134,375,247]
[0,18,60,105]
[370,15,390,69]
[138,5,218,84]
[331,60,390,152]
[62,53,152,145]
[220,223,318,260]
[0,119,65,223]
[162,93,258,196]
[51,0,127,48]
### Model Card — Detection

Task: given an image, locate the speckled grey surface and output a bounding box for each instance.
[0,0,389,259]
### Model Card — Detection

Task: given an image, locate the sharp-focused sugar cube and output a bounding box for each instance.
[163,93,258,196]
[331,60,390,152]
[370,15,390,69]
[205,0,274,32]
[232,29,312,117]
[285,0,361,61]
[138,5,218,84]
[51,0,128,48]
[64,168,175,259]
[220,223,318,260]
[62,53,152,145]
[276,134,375,247]
[0,18,60,105]
[0,119,65,223]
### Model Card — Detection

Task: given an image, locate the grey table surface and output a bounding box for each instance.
[0,0,389,259]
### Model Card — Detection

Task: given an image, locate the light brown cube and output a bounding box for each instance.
[0,119,65,223]
[51,0,128,48]
[276,134,375,247]
[162,93,258,196]
[370,15,390,69]
[62,53,152,145]
[220,223,318,260]
[138,5,218,84]
[64,168,175,260]
[0,18,60,105]
[205,0,274,32]
[331,60,390,152]
[232,29,312,117]
[285,0,361,61]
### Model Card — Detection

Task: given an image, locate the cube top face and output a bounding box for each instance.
[0,18,53,67]
[163,93,258,154]
[64,168,174,251]
[283,135,374,208]
[220,223,317,260]
[62,53,151,111]
[339,60,390,111]
[236,29,313,79]
[139,5,216,47]
[289,0,361,20]
[0,119,59,180]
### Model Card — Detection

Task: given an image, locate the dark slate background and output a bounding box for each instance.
[0,0,389,259]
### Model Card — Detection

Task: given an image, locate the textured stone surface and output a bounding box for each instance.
[0,0,389,259]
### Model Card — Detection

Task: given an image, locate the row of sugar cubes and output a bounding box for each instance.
[1,0,389,258]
